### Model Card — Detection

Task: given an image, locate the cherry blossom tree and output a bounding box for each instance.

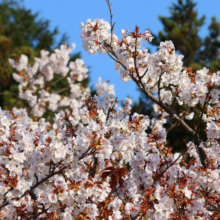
[1,0,220,219]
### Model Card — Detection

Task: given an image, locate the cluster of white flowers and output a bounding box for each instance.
[9,44,91,117]
[1,90,220,219]
[95,77,115,97]
[0,97,148,218]
[1,10,220,219]
[80,18,111,55]
[9,43,117,118]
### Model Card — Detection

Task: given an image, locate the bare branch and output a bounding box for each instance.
[106,101,116,122]
[0,92,18,97]
[51,75,66,86]
[157,70,165,103]
[102,45,127,70]
[196,84,213,137]
[106,0,115,48]
[140,67,148,79]
[55,86,69,94]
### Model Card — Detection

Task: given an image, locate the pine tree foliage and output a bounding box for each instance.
[152,0,220,72]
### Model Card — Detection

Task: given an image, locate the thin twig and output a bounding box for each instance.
[55,86,69,94]
[51,75,66,86]
[161,144,194,175]
[157,71,165,103]
[106,103,116,122]
[196,85,213,137]
[0,92,18,97]
[155,140,169,166]
[102,45,127,70]
[140,67,148,79]
[106,0,115,48]
[133,27,139,81]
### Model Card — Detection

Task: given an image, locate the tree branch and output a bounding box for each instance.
[106,0,115,48]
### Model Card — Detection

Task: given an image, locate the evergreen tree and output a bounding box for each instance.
[152,0,220,72]
[131,0,220,153]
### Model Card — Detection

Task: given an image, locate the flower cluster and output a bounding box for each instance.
[95,77,115,97]
[1,4,220,219]
[9,44,90,117]
[1,90,220,219]
[80,19,111,55]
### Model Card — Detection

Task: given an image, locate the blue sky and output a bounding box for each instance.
[22,0,220,104]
